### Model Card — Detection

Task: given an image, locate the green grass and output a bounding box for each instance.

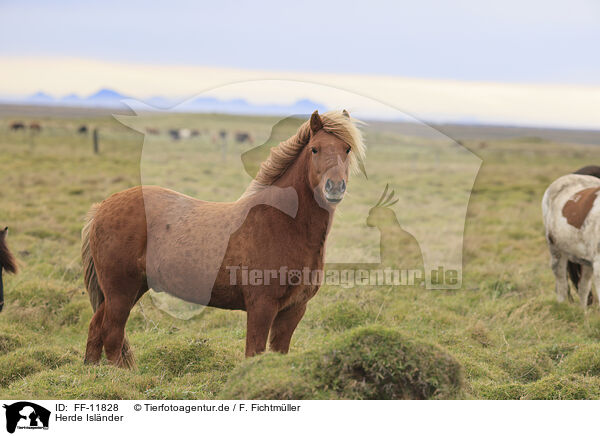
[1,112,600,399]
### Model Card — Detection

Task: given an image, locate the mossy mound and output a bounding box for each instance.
[220,326,464,399]
[562,344,600,377]
[0,346,79,386]
[499,351,552,383]
[314,326,464,399]
[58,300,92,327]
[219,353,324,400]
[9,282,71,310]
[3,281,74,329]
[3,364,156,400]
[476,374,600,400]
[138,335,237,378]
[475,382,526,400]
[0,331,24,354]
[522,374,600,399]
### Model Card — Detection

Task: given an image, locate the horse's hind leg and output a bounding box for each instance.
[84,301,105,364]
[550,250,569,302]
[576,265,593,309]
[100,277,143,368]
[591,260,600,309]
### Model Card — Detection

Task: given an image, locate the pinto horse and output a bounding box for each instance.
[543,174,600,307]
[567,166,600,303]
[82,110,365,367]
[0,227,18,312]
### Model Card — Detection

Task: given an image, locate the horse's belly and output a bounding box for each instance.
[206,285,246,310]
[146,236,231,305]
[147,255,246,308]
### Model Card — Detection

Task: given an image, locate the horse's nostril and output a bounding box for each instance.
[341,180,346,192]
[325,179,333,192]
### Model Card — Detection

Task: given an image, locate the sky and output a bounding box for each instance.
[0,0,599,128]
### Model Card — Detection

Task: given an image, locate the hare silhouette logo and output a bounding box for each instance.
[3,402,50,433]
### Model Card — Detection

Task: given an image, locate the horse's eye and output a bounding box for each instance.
[346,147,351,154]
[311,147,318,154]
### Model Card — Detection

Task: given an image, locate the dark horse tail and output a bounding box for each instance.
[566,262,580,303]
[568,166,600,304]
[0,227,18,313]
[82,205,135,367]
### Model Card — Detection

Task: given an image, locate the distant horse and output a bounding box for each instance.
[235,132,253,144]
[179,128,191,139]
[9,122,25,131]
[543,174,600,307]
[0,227,18,313]
[81,110,365,367]
[366,184,423,271]
[567,166,600,304]
[168,129,180,140]
[145,127,160,135]
[78,125,88,135]
[29,122,42,132]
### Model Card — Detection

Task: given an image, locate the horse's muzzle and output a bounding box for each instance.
[324,178,346,204]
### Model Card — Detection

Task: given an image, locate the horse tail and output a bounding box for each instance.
[566,261,578,302]
[82,204,103,311]
[81,204,135,367]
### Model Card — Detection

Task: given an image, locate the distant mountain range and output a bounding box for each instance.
[5,88,328,116]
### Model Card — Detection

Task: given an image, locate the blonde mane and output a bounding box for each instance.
[242,110,366,198]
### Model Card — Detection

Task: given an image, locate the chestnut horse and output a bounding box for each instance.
[82,110,365,367]
[0,227,18,312]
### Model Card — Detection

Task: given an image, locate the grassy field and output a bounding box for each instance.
[2,107,600,399]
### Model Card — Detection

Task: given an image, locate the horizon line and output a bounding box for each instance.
[1,56,599,130]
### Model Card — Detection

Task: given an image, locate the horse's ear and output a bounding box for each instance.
[342,109,350,118]
[310,110,323,134]
[0,227,6,240]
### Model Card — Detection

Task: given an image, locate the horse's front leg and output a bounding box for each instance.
[269,303,307,353]
[245,295,278,357]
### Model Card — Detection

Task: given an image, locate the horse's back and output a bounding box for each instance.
[543,174,600,258]
[91,185,211,262]
[543,174,600,220]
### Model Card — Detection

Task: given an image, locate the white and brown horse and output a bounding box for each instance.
[543,174,600,307]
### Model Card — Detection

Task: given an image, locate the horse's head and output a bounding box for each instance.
[0,226,17,275]
[306,110,354,207]
[367,184,399,228]
[0,226,17,314]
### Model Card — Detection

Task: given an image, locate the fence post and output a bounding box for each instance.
[93,128,99,154]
